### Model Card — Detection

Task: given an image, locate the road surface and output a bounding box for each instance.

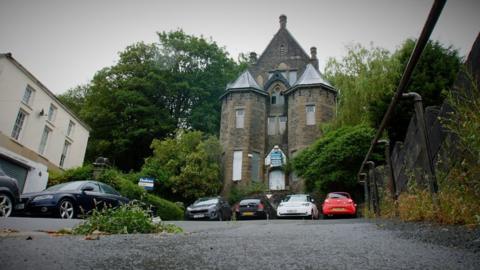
[0,218,478,269]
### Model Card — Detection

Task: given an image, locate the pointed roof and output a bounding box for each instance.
[293,64,332,87]
[227,70,262,90]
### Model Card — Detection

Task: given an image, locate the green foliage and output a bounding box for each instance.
[73,202,183,235]
[75,30,243,171]
[48,165,94,187]
[97,169,183,220]
[141,130,222,204]
[227,182,268,205]
[291,124,376,194]
[368,39,461,142]
[324,43,401,127]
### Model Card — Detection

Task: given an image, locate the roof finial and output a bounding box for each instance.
[310,47,317,59]
[279,15,287,29]
[249,52,257,64]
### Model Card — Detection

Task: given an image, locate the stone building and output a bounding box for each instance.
[219,15,337,194]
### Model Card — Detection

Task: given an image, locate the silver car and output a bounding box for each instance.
[0,167,20,217]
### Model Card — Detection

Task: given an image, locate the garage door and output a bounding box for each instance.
[269,170,285,190]
[0,157,28,193]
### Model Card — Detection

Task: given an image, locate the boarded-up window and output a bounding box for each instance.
[232,151,243,181]
[250,152,260,182]
[288,71,297,84]
[268,117,276,135]
[306,105,316,125]
[235,109,244,128]
[279,116,287,134]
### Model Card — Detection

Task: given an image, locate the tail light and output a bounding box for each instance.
[258,203,264,211]
[324,199,330,203]
[347,199,353,204]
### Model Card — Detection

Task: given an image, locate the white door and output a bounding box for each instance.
[269,170,285,190]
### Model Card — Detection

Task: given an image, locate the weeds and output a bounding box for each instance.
[73,202,183,235]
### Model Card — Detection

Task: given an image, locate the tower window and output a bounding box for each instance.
[306,105,316,125]
[232,151,243,181]
[271,96,276,105]
[235,109,244,128]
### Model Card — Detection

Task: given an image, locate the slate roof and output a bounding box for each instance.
[293,64,332,87]
[227,70,263,90]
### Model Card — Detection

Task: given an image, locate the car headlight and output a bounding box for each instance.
[32,195,54,202]
[186,207,192,211]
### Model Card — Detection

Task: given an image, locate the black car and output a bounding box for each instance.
[235,197,276,220]
[0,167,20,217]
[185,197,232,221]
[18,180,129,219]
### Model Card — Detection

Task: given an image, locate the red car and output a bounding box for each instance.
[322,192,357,218]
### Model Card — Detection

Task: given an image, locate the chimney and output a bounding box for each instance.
[279,15,287,29]
[249,52,257,64]
[310,46,319,70]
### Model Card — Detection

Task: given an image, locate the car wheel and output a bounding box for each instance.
[0,193,13,218]
[58,199,76,219]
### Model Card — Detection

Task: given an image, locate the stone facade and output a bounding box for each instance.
[220,15,336,195]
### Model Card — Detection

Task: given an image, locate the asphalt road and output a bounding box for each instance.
[0,218,479,269]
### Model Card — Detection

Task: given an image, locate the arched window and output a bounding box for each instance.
[271,86,284,105]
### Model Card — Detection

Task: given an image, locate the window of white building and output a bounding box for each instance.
[22,86,34,105]
[232,151,242,181]
[67,120,75,137]
[235,109,244,129]
[59,141,71,168]
[279,116,287,134]
[11,110,27,140]
[268,117,276,135]
[47,104,57,122]
[306,105,316,126]
[38,126,51,155]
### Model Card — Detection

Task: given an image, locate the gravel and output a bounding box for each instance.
[1,219,479,270]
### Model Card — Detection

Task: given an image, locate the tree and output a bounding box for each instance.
[291,124,376,194]
[141,130,223,203]
[324,43,401,127]
[57,84,90,116]
[368,39,461,142]
[75,30,244,171]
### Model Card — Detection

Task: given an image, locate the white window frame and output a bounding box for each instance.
[268,117,277,135]
[11,110,27,140]
[22,86,34,105]
[67,120,75,137]
[47,104,57,122]
[235,109,244,129]
[232,151,243,181]
[306,105,316,126]
[59,140,71,168]
[38,126,51,155]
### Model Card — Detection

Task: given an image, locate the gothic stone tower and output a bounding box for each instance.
[220,15,337,195]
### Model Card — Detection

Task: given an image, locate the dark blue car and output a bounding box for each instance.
[18,180,129,219]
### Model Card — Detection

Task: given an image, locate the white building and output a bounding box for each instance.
[0,53,90,193]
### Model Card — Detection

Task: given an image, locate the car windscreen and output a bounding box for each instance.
[327,193,350,199]
[194,198,219,206]
[240,199,260,205]
[46,181,85,191]
[284,195,308,202]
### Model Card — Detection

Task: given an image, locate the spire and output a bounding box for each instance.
[227,70,262,90]
[294,64,332,87]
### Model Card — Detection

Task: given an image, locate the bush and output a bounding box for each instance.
[73,202,183,234]
[48,165,94,187]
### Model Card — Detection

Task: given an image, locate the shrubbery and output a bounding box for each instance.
[227,182,267,205]
[73,202,183,235]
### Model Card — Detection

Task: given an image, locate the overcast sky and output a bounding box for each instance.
[0,0,479,94]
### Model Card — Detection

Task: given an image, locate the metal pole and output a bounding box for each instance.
[402,92,439,197]
[359,173,369,211]
[377,139,397,200]
[357,0,447,179]
[366,161,380,216]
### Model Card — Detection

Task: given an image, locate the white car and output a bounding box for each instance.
[276,194,319,219]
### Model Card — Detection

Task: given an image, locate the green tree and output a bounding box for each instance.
[57,84,90,116]
[141,130,222,203]
[368,39,461,142]
[291,124,376,194]
[324,43,401,127]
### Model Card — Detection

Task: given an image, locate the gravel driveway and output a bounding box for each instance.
[0,218,478,269]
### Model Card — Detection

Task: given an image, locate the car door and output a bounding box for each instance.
[98,183,125,208]
[78,182,104,214]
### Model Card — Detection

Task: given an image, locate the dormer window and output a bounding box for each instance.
[280,44,286,55]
